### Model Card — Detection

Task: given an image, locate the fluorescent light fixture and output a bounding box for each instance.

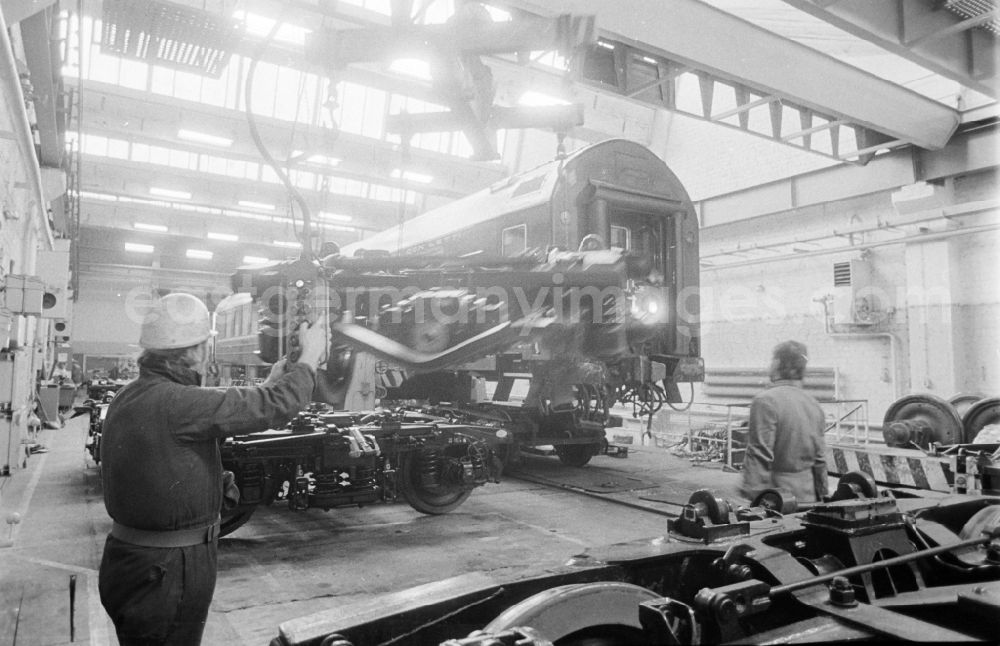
[273,240,302,248]
[133,222,168,232]
[291,150,341,167]
[518,91,571,107]
[207,232,239,242]
[124,242,154,253]
[177,129,233,147]
[640,55,658,65]
[597,40,615,50]
[391,169,434,184]
[308,154,341,167]
[242,255,270,264]
[237,200,275,211]
[318,211,352,222]
[389,58,432,80]
[149,187,191,200]
[80,190,118,202]
[186,249,214,260]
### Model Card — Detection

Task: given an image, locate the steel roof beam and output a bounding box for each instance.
[0,0,57,24]
[508,0,960,150]
[780,0,997,98]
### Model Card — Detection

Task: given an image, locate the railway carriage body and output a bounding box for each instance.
[341,138,701,365]
[222,139,703,468]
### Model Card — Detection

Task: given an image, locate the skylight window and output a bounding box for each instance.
[232,10,310,46]
[530,51,569,71]
[390,58,432,80]
[149,187,192,200]
[178,129,233,147]
[483,5,513,21]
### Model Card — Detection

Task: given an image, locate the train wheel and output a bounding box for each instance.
[883,394,964,445]
[555,443,598,467]
[962,397,1000,444]
[482,582,658,645]
[399,453,472,515]
[220,504,257,537]
[949,393,987,420]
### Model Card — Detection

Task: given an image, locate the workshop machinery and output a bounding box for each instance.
[267,472,1000,645]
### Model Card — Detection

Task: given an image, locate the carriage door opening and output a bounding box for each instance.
[586,189,684,351]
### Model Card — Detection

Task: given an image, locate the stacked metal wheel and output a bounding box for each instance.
[882,393,1000,447]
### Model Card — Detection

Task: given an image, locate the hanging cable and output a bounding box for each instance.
[243,15,314,260]
[666,381,695,412]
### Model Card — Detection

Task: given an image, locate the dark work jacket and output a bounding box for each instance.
[101,357,315,531]
[739,380,828,503]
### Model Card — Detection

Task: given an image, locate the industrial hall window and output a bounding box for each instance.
[502,224,527,257]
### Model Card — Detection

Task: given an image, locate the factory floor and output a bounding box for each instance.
[0,407,748,646]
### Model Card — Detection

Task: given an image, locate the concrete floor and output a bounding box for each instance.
[0,410,748,645]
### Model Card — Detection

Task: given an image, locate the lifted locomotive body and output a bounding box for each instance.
[269,482,1000,645]
[224,139,704,468]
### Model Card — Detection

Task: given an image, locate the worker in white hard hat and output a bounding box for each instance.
[97,292,326,646]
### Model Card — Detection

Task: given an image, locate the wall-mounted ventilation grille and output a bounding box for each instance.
[833,261,852,286]
[101,0,240,77]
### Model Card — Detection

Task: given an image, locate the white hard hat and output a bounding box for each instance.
[139,293,213,350]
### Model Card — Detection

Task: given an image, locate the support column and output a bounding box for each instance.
[904,240,956,395]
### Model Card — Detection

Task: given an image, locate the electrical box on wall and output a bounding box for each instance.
[832,260,877,325]
[36,245,71,320]
[52,318,71,343]
[4,275,45,316]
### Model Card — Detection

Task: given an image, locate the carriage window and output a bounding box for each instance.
[242,302,253,336]
[233,305,243,338]
[501,224,526,256]
[610,225,631,250]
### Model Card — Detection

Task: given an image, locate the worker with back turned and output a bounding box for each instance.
[739,340,828,504]
[98,292,326,645]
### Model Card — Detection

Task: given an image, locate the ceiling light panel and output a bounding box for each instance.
[242,255,270,264]
[186,249,214,259]
[133,222,168,232]
[149,187,192,200]
[124,242,155,253]
[207,232,239,241]
[177,129,233,147]
[318,212,353,222]
[237,200,275,211]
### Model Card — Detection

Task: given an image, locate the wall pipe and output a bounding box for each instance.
[701,222,999,271]
[0,7,55,251]
[815,294,900,403]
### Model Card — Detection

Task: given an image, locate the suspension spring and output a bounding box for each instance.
[419,447,442,488]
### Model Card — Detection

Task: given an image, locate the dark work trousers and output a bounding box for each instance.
[99,535,218,645]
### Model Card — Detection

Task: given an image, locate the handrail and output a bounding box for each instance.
[0,7,55,251]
